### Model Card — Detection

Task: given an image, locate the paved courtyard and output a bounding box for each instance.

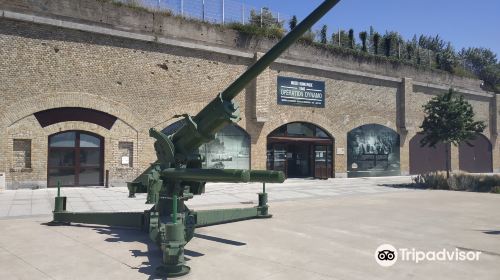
[0,177,499,279]
[0,176,413,218]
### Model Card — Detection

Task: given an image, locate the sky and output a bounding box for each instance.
[242,0,500,57]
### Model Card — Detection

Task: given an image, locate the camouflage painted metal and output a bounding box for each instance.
[51,0,341,277]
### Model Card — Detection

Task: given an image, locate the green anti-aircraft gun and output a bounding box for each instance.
[51,0,341,277]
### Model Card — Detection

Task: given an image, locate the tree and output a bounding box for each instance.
[382,32,403,58]
[436,43,457,72]
[249,7,282,29]
[348,29,354,49]
[418,34,446,52]
[459,47,497,74]
[406,43,414,60]
[359,31,367,52]
[301,28,315,44]
[373,32,380,55]
[289,15,297,30]
[419,89,486,178]
[332,29,350,48]
[480,64,500,91]
[459,47,499,91]
[384,36,391,57]
[320,25,328,44]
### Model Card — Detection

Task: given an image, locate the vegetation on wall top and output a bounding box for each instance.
[107,0,500,93]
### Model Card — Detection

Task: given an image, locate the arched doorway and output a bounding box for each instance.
[409,133,450,174]
[347,124,400,178]
[266,122,334,179]
[163,122,250,169]
[48,131,104,187]
[459,134,493,173]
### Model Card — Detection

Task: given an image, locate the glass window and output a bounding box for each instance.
[49,132,76,147]
[48,131,104,187]
[48,168,75,186]
[13,139,32,169]
[48,150,75,167]
[269,123,331,138]
[164,122,251,170]
[119,142,134,167]
[271,144,286,173]
[271,126,286,137]
[286,123,314,137]
[315,127,329,138]
[78,168,101,185]
[80,134,100,148]
[80,149,101,166]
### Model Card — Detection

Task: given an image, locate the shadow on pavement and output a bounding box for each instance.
[482,230,500,235]
[194,233,246,246]
[41,222,247,279]
[93,226,164,278]
[377,183,428,190]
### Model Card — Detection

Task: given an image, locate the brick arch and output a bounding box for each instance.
[3,92,144,132]
[42,121,114,139]
[262,112,336,140]
[152,101,214,131]
[160,118,251,137]
[345,117,397,134]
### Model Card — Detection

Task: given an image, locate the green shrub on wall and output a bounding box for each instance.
[106,0,498,90]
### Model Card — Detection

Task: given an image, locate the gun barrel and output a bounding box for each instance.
[220,0,341,101]
[162,168,250,183]
[169,0,341,155]
[249,170,285,183]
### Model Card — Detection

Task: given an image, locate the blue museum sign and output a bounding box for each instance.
[277,76,325,108]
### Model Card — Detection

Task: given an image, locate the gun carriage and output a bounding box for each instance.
[51,0,341,277]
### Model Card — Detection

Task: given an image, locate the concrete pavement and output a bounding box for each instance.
[0,176,413,218]
[0,177,499,279]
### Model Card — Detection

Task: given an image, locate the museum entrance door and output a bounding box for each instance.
[47,131,104,187]
[314,145,333,179]
[286,143,310,178]
[267,122,334,179]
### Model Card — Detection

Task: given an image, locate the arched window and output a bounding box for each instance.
[267,122,334,179]
[347,124,400,177]
[163,121,250,169]
[268,122,331,138]
[48,131,104,186]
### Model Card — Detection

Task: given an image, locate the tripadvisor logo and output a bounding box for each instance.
[375,244,397,267]
[375,244,481,267]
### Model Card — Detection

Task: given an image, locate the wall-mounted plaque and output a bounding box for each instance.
[277,76,325,108]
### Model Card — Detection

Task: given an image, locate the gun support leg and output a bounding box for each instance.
[257,192,272,218]
[54,196,67,212]
[156,222,190,277]
[257,183,272,218]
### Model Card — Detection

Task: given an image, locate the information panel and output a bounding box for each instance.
[277,76,325,108]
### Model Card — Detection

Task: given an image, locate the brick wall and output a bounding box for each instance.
[0,6,497,188]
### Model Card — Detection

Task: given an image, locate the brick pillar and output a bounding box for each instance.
[493,95,500,172]
[334,136,347,178]
[398,78,412,175]
[0,116,6,190]
[254,52,270,123]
